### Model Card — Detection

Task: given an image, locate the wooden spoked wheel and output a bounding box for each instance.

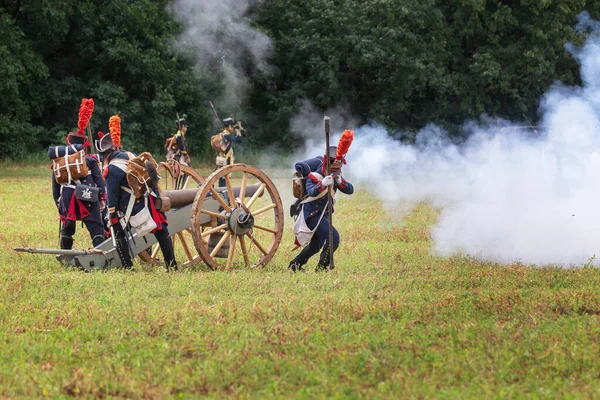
[190,164,284,270]
[138,161,205,267]
[156,160,200,191]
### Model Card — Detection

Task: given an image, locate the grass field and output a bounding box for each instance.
[1,163,600,398]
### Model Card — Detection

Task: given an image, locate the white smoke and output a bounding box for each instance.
[295,14,600,266]
[169,0,272,110]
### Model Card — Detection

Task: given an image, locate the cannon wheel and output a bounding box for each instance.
[138,162,206,267]
[190,164,284,270]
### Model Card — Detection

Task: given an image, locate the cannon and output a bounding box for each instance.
[15,163,285,271]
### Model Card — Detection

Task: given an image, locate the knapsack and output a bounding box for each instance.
[290,156,323,218]
[49,144,89,185]
[210,133,228,153]
[164,136,178,152]
[292,156,323,199]
[126,152,159,198]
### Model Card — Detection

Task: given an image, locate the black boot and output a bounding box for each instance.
[113,225,133,269]
[155,226,177,271]
[315,263,329,272]
[60,235,74,250]
[92,234,105,248]
[288,260,304,272]
[317,248,334,271]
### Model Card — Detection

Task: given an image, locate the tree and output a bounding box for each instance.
[0,8,48,158]
[0,0,213,158]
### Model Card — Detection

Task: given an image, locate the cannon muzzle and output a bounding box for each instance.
[157,183,264,212]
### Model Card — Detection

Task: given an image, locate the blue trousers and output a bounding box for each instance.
[292,213,340,268]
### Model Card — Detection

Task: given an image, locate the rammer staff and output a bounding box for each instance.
[324,116,334,270]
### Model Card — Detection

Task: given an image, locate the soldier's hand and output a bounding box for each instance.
[109,212,120,228]
[334,174,343,185]
[321,175,334,187]
[99,199,106,210]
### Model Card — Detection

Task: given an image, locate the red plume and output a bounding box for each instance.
[77,98,94,134]
[336,129,354,159]
[109,115,121,149]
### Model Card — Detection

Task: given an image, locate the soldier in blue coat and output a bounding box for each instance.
[96,132,177,271]
[288,146,354,272]
[215,118,243,187]
[52,131,106,249]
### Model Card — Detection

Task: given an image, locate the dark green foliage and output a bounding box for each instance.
[0,9,47,158]
[2,1,600,159]
[0,0,212,159]
[250,0,597,143]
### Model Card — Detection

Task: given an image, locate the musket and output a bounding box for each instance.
[209,101,224,131]
[14,247,104,256]
[324,116,334,271]
[176,112,182,133]
[86,124,96,154]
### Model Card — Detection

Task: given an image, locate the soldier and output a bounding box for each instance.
[165,117,190,166]
[52,131,107,249]
[96,129,178,271]
[288,132,354,272]
[213,117,243,187]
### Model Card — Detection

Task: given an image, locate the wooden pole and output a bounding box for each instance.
[86,125,96,154]
[324,116,334,270]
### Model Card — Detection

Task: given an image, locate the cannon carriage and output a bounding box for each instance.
[16,162,285,271]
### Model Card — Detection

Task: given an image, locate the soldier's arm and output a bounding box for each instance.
[88,157,106,199]
[305,173,326,197]
[222,131,242,144]
[336,178,354,195]
[105,165,123,219]
[231,131,242,143]
[176,133,186,153]
[51,172,60,206]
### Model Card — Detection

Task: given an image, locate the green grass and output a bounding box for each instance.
[1,166,600,398]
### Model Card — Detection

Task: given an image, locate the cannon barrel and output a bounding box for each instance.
[157,183,264,212]
[14,247,102,256]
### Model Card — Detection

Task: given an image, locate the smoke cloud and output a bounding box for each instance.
[295,13,600,267]
[169,0,272,110]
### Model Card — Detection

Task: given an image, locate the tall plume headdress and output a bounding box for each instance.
[77,98,94,135]
[328,129,354,172]
[109,114,122,149]
[66,98,94,148]
[336,129,354,160]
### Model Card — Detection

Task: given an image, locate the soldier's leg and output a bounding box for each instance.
[316,222,340,271]
[218,157,232,188]
[83,207,106,247]
[154,223,177,271]
[112,222,134,269]
[60,220,76,250]
[288,236,322,272]
[288,216,327,272]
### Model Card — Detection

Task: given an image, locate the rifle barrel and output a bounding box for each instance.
[209,101,224,131]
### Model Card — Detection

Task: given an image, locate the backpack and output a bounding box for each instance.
[292,156,323,199]
[210,133,228,153]
[164,135,178,151]
[50,145,89,185]
[126,152,159,198]
[290,156,324,218]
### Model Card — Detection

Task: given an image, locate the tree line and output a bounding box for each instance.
[1,0,597,159]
